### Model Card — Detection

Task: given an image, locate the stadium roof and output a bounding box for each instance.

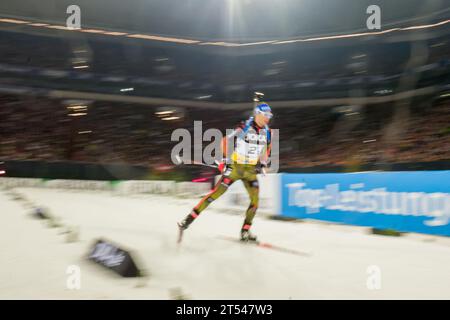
[0,0,448,42]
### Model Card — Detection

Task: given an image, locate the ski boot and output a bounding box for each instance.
[240,228,258,242]
[177,212,197,243]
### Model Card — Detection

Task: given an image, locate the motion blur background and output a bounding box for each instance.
[0,0,448,181]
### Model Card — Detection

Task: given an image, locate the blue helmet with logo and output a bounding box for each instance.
[254,103,273,119]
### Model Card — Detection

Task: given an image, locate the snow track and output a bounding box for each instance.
[1,188,450,299]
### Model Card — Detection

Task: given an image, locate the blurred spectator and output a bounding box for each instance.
[0,94,448,169]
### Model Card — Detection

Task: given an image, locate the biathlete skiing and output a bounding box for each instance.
[177,92,273,243]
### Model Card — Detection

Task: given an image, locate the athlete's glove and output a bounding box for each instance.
[218,159,230,174]
[218,162,226,173]
[256,162,268,175]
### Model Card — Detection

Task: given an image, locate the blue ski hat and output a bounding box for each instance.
[254,103,273,119]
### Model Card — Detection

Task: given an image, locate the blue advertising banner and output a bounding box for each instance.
[281,171,450,236]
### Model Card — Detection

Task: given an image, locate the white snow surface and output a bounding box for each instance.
[1,187,450,299]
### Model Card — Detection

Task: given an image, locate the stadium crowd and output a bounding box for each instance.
[0,94,448,170]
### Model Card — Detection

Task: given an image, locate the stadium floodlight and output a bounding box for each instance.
[67,105,88,110]
[155,111,174,115]
[68,112,87,117]
[254,91,265,102]
[73,65,89,69]
[197,95,212,100]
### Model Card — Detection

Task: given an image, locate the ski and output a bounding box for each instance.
[177,223,185,244]
[217,235,312,258]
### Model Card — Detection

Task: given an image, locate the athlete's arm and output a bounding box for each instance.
[260,128,272,166]
[221,122,245,160]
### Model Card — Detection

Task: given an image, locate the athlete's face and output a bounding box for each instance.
[255,113,271,127]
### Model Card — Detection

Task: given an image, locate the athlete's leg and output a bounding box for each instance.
[179,166,238,229]
[241,175,259,236]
